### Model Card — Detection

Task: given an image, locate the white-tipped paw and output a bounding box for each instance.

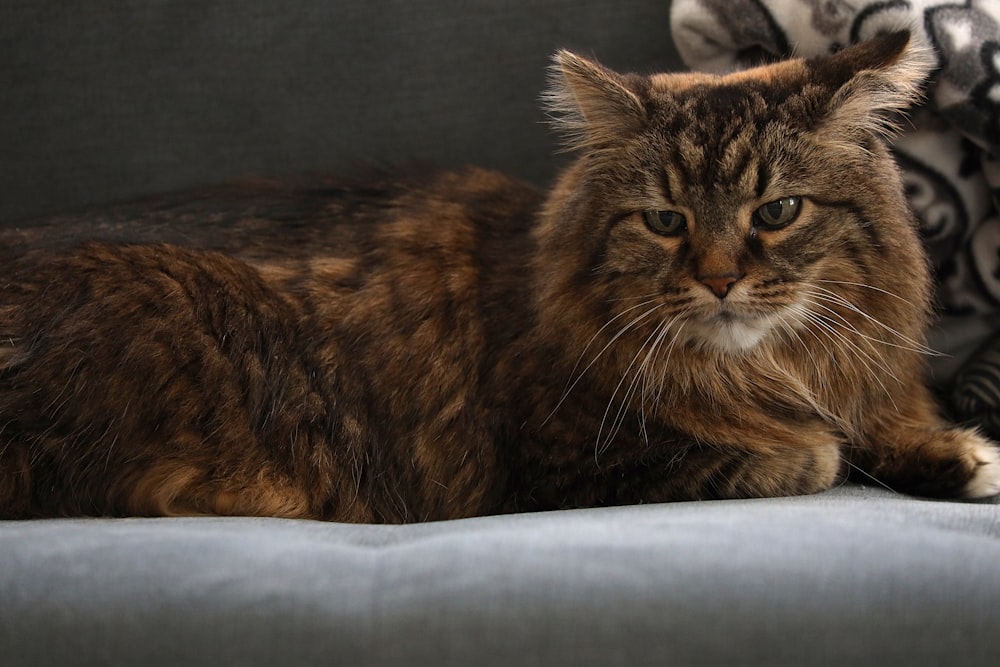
[963,436,1000,499]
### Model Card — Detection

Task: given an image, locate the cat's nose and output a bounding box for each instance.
[698,273,742,299]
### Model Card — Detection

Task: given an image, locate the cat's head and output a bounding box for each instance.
[538,31,934,357]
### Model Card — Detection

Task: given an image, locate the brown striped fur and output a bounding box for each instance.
[1,32,998,521]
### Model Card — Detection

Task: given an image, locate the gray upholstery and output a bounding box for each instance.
[2,486,999,666]
[2,3,999,665]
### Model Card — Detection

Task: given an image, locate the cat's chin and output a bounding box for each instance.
[684,316,774,354]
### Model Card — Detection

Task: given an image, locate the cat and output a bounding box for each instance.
[1,30,998,522]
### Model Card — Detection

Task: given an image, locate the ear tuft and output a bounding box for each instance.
[814,30,935,142]
[543,50,647,153]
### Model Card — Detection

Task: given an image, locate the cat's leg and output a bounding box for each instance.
[598,407,849,504]
[647,408,851,501]
[550,426,847,508]
[850,388,1000,499]
[642,435,844,502]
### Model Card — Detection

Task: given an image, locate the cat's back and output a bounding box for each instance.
[0,165,543,354]
[0,166,542,263]
[0,164,544,409]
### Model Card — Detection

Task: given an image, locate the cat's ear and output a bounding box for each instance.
[812,30,934,143]
[544,50,647,153]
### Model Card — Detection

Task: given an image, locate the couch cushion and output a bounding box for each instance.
[2,485,998,666]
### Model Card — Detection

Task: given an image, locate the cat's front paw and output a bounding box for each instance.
[861,427,1000,499]
[962,433,1000,499]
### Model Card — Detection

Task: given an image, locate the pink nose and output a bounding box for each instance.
[699,274,741,299]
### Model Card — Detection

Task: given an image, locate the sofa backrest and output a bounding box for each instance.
[0,1,682,223]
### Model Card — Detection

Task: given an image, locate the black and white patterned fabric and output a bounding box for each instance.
[670,0,1000,436]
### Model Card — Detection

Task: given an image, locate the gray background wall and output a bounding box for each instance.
[0,1,682,223]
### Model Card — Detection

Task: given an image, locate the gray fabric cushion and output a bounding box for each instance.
[2,485,998,666]
[0,0,681,223]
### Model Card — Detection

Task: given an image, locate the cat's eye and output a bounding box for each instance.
[642,210,687,236]
[753,196,802,231]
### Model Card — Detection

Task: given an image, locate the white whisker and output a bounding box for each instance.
[839,449,899,494]
[542,299,664,426]
[596,315,671,460]
[795,297,900,411]
[816,278,916,306]
[776,304,826,385]
[635,314,687,445]
[808,284,938,355]
[652,318,690,411]
[800,296,900,373]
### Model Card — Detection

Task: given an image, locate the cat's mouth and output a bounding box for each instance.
[716,309,740,323]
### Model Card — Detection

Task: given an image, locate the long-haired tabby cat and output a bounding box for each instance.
[1,31,998,521]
